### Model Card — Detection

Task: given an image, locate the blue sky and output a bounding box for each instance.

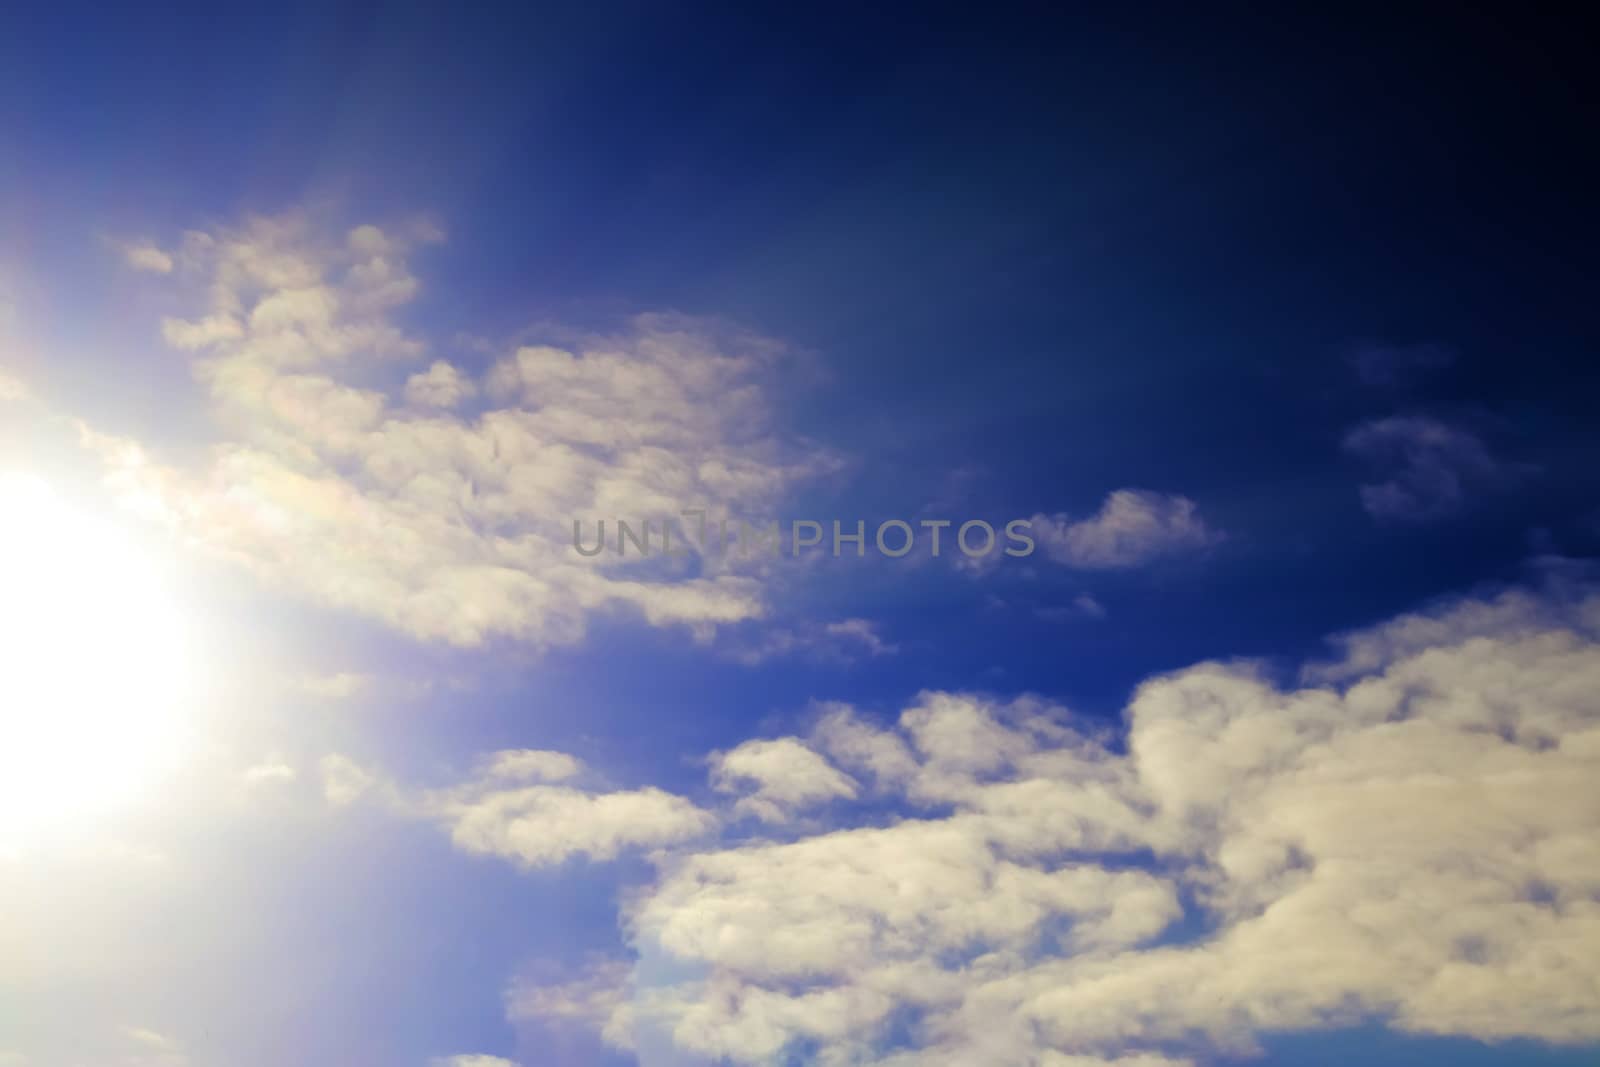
[2,6,1599,1067]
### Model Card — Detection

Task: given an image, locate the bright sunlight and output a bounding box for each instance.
[0,471,193,844]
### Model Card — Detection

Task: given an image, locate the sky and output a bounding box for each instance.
[1,6,1599,1067]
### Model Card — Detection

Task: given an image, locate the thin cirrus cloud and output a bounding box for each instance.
[1034,592,1108,622]
[507,960,634,1053]
[117,240,175,274]
[0,1026,190,1067]
[1346,341,1456,388]
[417,579,1600,1065]
[0,370,28,403]
[79,212,844,650]
[715,615,900,666]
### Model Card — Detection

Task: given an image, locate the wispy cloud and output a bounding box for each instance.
[508,959,636,1051]
[1028,489,1221,569]
[88,212,841,649]
[1347,340,1456,387]
[240,757,296,789]
[117,241,175,274]
[1036,592,1107,621]
[292,671,375,700]
[1343,414,1527,521]
[0,371,29,403]
[321,754,384,808]
[716,615,898,665]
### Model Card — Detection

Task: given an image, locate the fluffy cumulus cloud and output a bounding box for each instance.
[424,753,717,869]
[405,359,477,408]
[711,737,859,823]
[1342,415,1525,521]
[479,748,584,783]
[88,213,840,648]
[499,582,1600,1065]
[1028,489,1221,569]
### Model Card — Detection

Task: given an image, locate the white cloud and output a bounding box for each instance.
[80,212,841,649]
[1343,414,1524,521]
[1029,490,1220,569]
[321,754,380,807]
[480,749,584,783]
[160,313,244,350]
[499,581,1600,1064]
[430,1057,519,1067]
[293,671,375,699]
[811,703,920,788]
[120,242,174,274]
[117,1027,187,1067]
[711,737,858,823]
[405,359,477,408]
[508,959,636,1050]
[325,747,712,871]
[241,758,296,788]
[438,785,715,868]
[423,753,716,869]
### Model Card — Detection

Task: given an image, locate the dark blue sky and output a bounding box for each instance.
[8,6,1595,629]
[2,6,1598,1067]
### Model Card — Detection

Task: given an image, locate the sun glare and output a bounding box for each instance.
[0,471,193,843]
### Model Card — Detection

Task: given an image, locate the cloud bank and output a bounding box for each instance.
[487,581,1600,1065]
